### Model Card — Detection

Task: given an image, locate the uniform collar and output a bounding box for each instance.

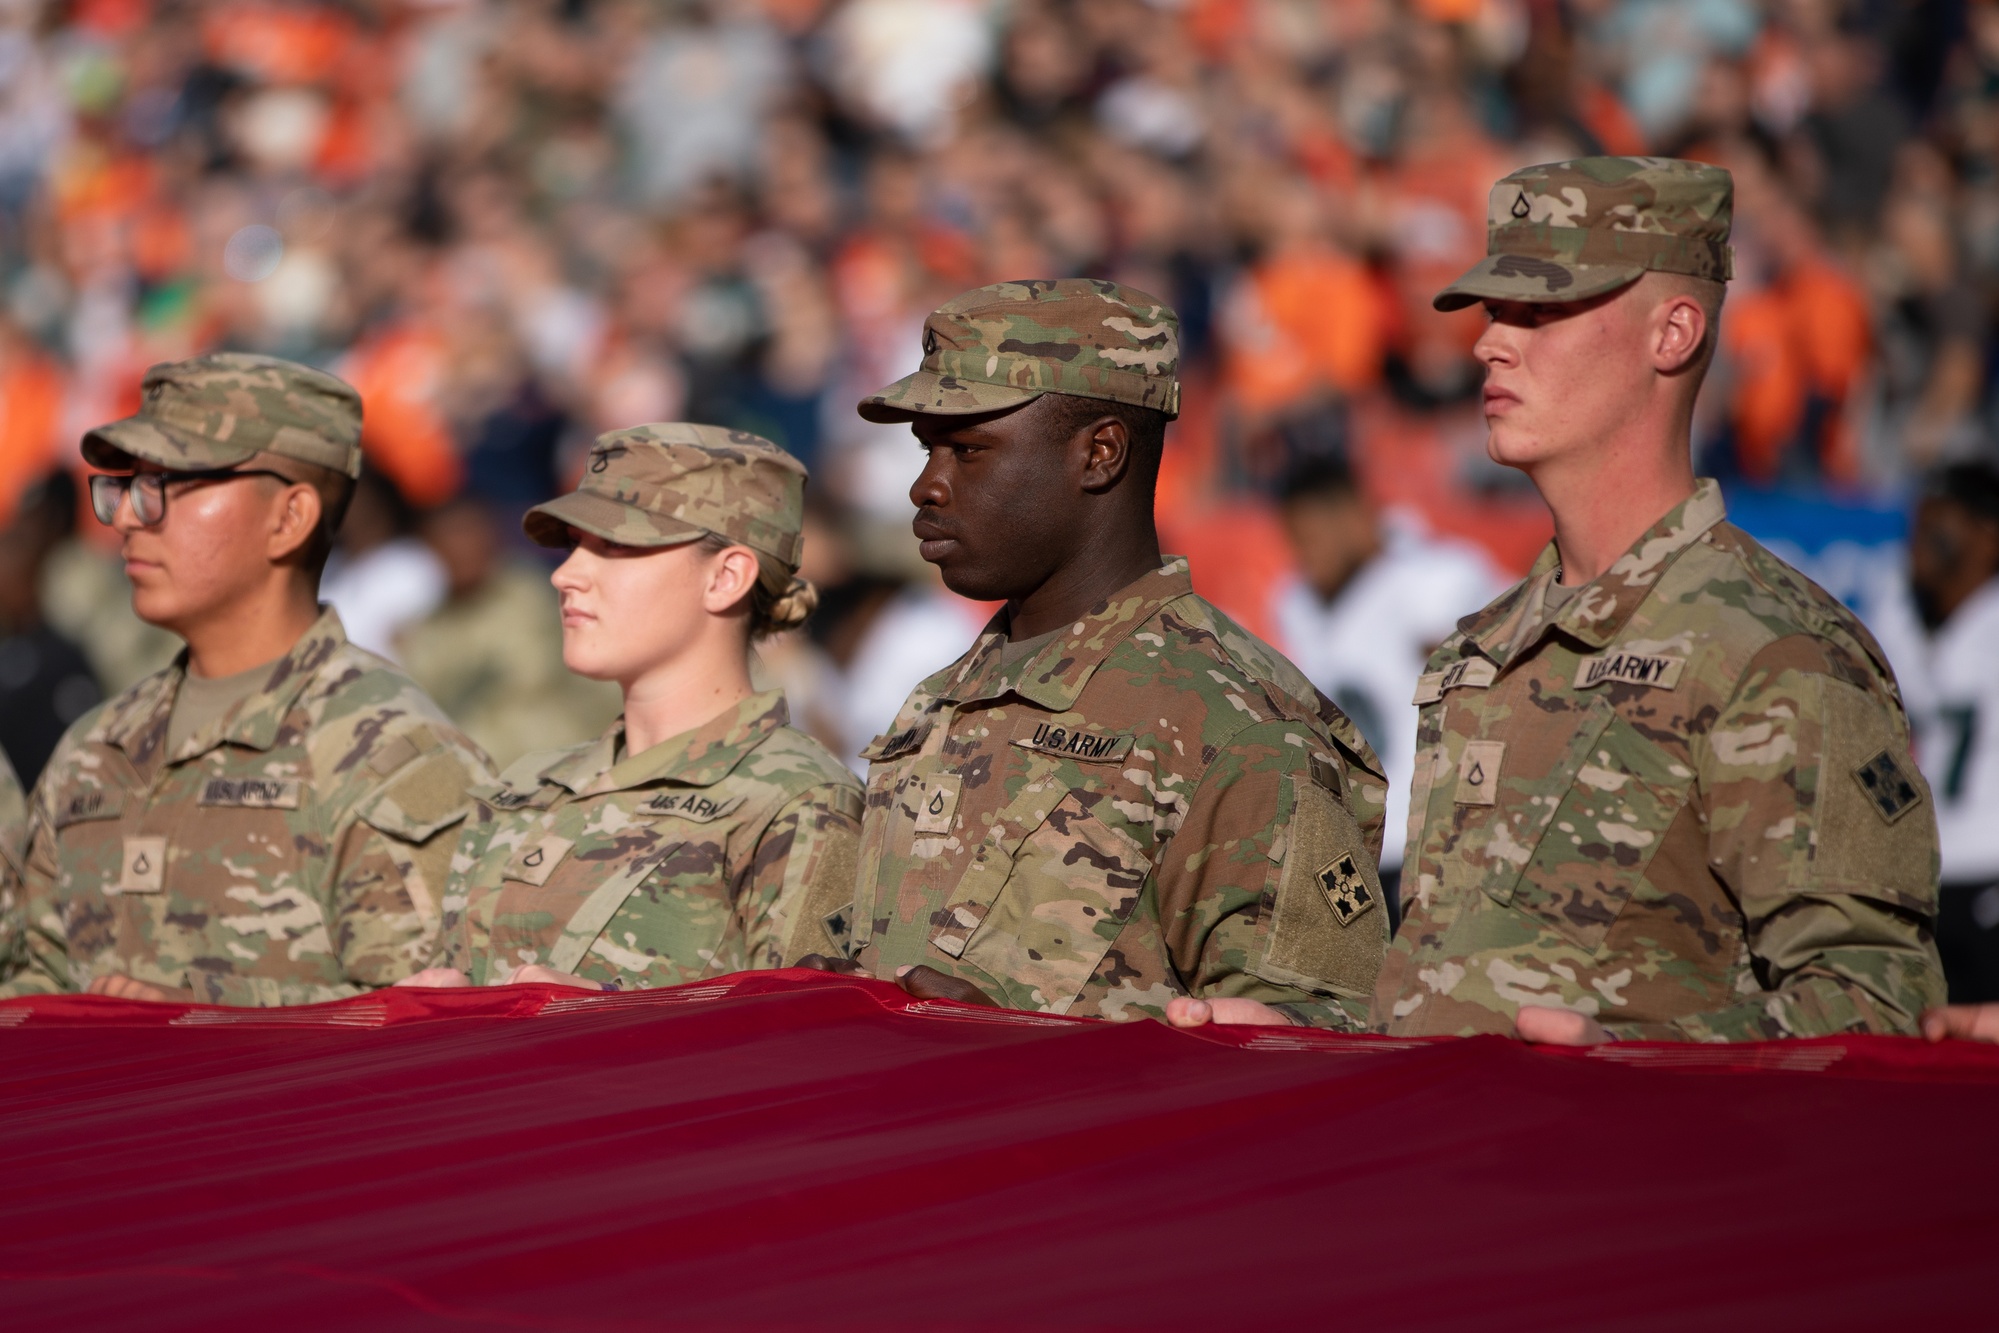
[94,606,351,770]
[1461,479,1727,666]
[933,557,1195,712]
[546,689,789,797]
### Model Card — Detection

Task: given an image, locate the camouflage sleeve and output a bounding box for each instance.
[0,775,73,997]
[430,802,502,973]
[750,782,864,970]
[1159,718,1388,1031]
[1608,654,1945,1041]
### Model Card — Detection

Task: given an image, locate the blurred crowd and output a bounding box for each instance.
[2,0,1998,889]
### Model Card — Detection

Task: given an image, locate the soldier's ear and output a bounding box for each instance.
[1654,293,1706,375]
[1078,417,1130,493]
[267,481,323,564]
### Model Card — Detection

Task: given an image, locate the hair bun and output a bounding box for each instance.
[759,574,818,636]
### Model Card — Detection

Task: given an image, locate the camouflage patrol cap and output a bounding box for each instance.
[1433,156,1733,312]
[523,423,806,567]
[82,351,364,478]
[858,278,1181,423]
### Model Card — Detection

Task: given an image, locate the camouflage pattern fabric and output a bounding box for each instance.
[433,691,862,987]
[857,278,1181,423]
[1434,156,1733,311]
[82,351,364,479]
[523,423,806,567]
[0,749,24,980]
[1375,481,1945,1040]
[837,558,1389,1028]
[0,609,491,1004]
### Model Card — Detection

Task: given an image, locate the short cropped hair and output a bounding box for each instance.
[1036,393,1170,474]
[1924,460,1999,524]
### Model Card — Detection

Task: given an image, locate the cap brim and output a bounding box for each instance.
[80,416,260,472]
[1432,255,1646,312]
[856,370,1046,424]
[522,491,707,549]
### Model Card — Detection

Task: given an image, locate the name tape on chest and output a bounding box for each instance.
[867,724,931,763]
[1413,659,1498,705]
[55,790,123,828]
[114,835,166,893]
[1011,722,1134,764]
[640,791,746,823]
[1574,652,1686,691]
[486,788,548,812]
[503,834,576,887]
[198,777,303,810]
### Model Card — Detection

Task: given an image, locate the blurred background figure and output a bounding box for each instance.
[395,495,619,772]
[0,0,1988,803]
[1272,449,1504,921]
[1887,463,1999,1001]
[0,471,100,785]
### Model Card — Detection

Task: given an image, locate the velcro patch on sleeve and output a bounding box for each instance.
[366,733,422,778]
[1574,652,1686,690]
[198,777,302,809]
[1010,722,1134,763]
[1853,749,1922,824]
[641,791,746,823]
[1413,658,1499,705]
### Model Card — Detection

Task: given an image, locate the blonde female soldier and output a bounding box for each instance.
[401,425,861,991]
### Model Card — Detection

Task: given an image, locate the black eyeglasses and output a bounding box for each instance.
[89,469,292,527]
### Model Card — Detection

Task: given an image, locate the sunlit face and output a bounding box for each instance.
[109,462,291,634]
[1473,284,1653,472]
[551,534,725,684]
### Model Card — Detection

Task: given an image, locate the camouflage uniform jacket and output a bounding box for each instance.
[0,750,24,979]
[1375,481,1945,1040]
[2,609,489,1005]
[840,558,1390,1027]
[434,690,863,988]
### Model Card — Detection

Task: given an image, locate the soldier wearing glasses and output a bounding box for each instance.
[0,353,490,1005]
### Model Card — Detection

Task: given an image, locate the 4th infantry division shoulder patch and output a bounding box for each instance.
[1853,750,1922,824]
[1318,854,1374,927]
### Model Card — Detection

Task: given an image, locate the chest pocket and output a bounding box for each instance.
[1473,700,1693,952]
[948,786,1154,1015]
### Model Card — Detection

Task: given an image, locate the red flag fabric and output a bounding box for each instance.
[1,970,1994,1328]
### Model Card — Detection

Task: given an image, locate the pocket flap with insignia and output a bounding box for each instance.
[1010,721,1134,764]
[640,790,747,823]
[504,834,575,886]
[1413,658,1499,705]
[913,774,962,835]
[55,789,123,828]
[1455,740,1505,805]
[198,777,302,809]
[115,836,167,893]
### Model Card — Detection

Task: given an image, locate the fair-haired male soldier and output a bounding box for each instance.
[812,279,1390,1028]
[0,352,490,1005]
[1178,158,1944,1041]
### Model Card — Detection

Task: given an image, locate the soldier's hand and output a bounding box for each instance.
[1922,1004,1999,1044]
[1514,1005,1612,1045]
[894,964,996,1007]
[507,964,605,991]
[395,967,471,988]
[86,973,194,1003]
[1164,997,1297,1028]
[794,952,864,976]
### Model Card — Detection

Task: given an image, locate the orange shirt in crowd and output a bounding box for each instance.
[0,344,65,528]
[341,325,463,507]
[1223,246,1385,416]
[1724,259,1870,483]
